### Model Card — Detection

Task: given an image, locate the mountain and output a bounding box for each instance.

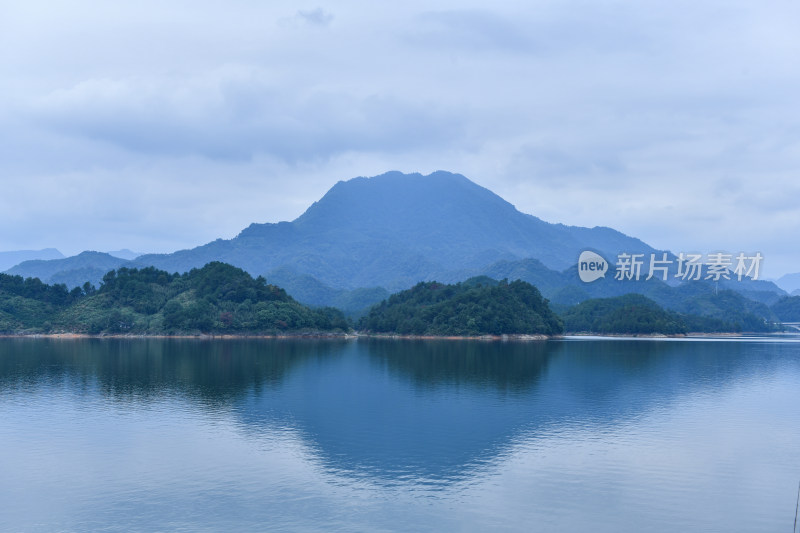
[106,249,142,260]
[124,171,657,291]
[0,248,63,271]
[776,273,800,294]
[716,277,785,305]
[5,171,779,317]
[449,257,568,295]
[5,251,127,288]
[264,266,389,318]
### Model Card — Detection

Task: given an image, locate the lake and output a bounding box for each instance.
[1,337,799,532]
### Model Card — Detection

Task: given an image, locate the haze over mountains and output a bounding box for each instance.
[7,251,128,290]
[0,249,63,272]
[3,171,789,316]
[776,273,800,294]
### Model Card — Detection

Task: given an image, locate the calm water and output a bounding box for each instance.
[1,337,799,532]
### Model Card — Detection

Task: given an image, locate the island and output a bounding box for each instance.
[357,277,564,337]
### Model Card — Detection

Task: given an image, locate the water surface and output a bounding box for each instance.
[1,337,798,532]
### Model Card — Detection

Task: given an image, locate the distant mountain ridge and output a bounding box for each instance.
[106,249,142,261]
[776,272,800,294]
[6,251,126,288]
[0,248,63,271]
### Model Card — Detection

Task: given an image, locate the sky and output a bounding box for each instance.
[1,0,799,277]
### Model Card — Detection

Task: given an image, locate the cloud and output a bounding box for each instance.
[1,0,800,275]
[406,9,533,53]
[296,8,334,27]
[31,67,466,162]
[506,144,627,187]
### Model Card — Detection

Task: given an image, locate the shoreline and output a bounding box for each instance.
[357,333,553,341]
[0,332,554,341]
[1,331,784,341]
[564,332,746,338]
[0,332,357,340]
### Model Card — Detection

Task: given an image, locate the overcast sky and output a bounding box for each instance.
[2,0,799,276]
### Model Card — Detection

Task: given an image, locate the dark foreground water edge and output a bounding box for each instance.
[1,337,799,532]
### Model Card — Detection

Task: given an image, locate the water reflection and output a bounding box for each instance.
[0,338,343,404]
[1,337,797,484]
[364,338,553,391]
[1,337,799,532]
[237,340,559,483]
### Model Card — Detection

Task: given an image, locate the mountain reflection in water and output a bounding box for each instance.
[0,337,798,532]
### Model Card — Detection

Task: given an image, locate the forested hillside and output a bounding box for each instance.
[0,262,789,337]
[771,296,800,321]
[559,293,775,334]
[0,274,82,332]
[0,263,349,335]
[357,278,563,336]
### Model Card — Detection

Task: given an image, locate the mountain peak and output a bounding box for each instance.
[294,170,518,231]
[220,170,654,287]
